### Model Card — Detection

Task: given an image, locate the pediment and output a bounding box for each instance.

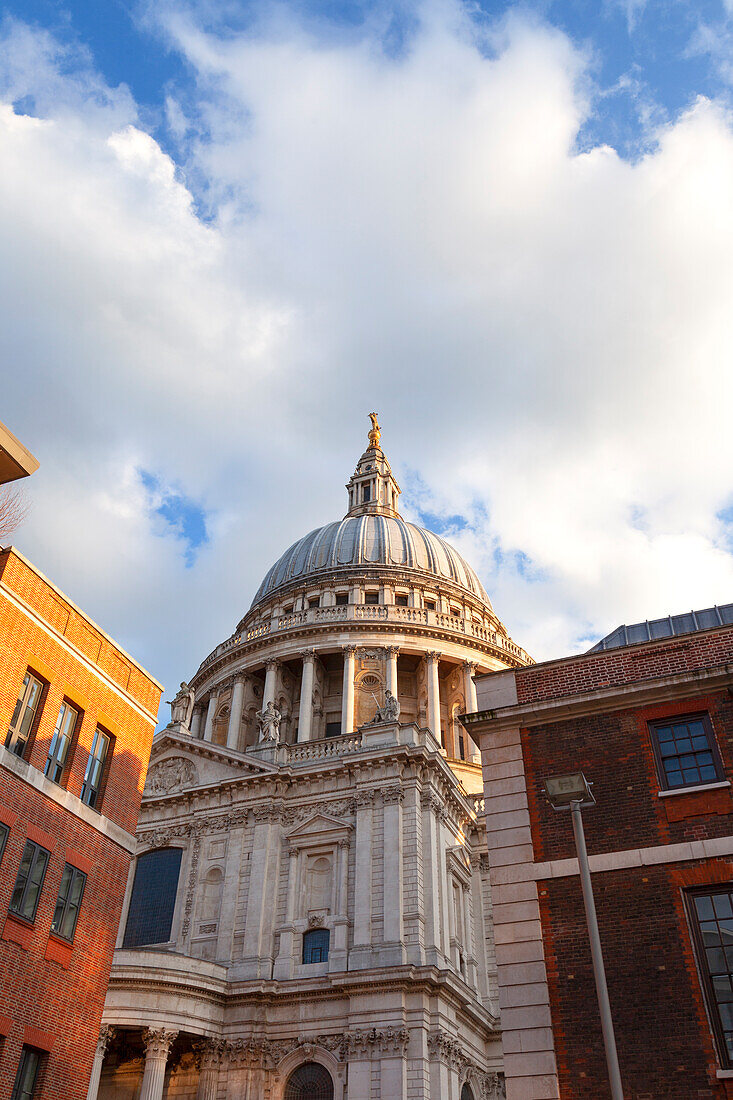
[446,844,472,884]
[143,730,277,799]
[285,812,353,844]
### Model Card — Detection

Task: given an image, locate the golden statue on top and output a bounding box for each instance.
[368,411,381,449]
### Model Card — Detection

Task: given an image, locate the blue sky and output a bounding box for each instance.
[6,0,733,160]
[2,0,733,710]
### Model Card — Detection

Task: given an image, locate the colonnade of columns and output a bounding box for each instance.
[189,648,480,755]
[90,1027,222,1100]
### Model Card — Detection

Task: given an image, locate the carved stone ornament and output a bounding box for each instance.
[346,1027,410,1059]
[464,1066,507,1100]
[307,913,325,928]
[97,1025,116,1056]
[145,757,198,796]
[142,1028,179,1058]
[192,1038,227,1071]
[382,785,404,805]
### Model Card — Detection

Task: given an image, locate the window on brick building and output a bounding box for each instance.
[44,702,78,784]
[51,863,87,941]
[10,840,50,922]
[80,727,111,809]
[5,672,44,758]
[688,887,733,1067]
[123,847,183,948]
[302,928,329,964]
[11,1047,42,1100]
[0,822,8,864]
[649,714,724,790]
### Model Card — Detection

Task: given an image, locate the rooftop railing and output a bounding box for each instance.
[197,602,531,674]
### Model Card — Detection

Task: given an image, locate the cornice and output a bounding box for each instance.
[464,662,733,733]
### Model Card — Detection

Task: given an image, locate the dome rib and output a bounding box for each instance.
[247,514,492,614]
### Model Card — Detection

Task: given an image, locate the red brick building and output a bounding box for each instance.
[0,545,162,1100]
[465,606,733,1100]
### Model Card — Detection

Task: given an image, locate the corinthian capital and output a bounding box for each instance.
[425,650,442,662]
[142,1028,178,1058]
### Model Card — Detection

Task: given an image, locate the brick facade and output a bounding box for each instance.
[0,547,161,1100]
[467,622,733,1100]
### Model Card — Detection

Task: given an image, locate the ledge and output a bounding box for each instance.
[0,743,137,854]
[658,780,731,799]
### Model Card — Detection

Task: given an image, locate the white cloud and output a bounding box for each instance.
[1,2,733,713]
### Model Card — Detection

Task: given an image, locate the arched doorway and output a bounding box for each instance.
[460,1085,475,1100]
[284,1061,334,1100]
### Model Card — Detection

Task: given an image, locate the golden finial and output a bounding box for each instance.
[368,411,381,449]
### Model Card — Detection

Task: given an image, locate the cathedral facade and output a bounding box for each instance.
[93,420,530,1100]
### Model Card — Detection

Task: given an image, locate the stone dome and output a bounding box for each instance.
[249,514,492,611]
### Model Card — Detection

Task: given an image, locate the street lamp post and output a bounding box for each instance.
[544,773,625,1100]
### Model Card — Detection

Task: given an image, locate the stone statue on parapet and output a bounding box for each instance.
[168,682,194,729]
[369,689,400,724]
[257,700,282,743]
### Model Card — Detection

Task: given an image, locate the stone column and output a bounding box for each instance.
[341,645,356,735]
[203,690,219,743]
[386,646,399,697]
[139,1028,178,1100]
[189,705,203,740]
[330,837,350,971]
[350,789,374,969]
[227,676,246,751]
[421,791,445,968]
[297,649,316,742]
[273,844,299,979]
[462,660,481,762]
[263,658,280,707]
[425,651,442,745]
[241,807,282,978]
[85,1024,115,1100]
[194,1040,225,1100]
[382,786,406,966]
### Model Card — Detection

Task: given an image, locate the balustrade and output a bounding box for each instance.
[198,601,530,674]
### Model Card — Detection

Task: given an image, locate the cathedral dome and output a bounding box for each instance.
[249,513,491,611]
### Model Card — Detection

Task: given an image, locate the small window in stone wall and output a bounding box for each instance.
[325,721,341,738]
[364,591,379,604]
[395,594,409,606]
[123,848,182,948]
[335,593,348,606]
[302,927,330,964]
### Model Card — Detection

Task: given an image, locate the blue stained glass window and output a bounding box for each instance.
[651,716,723,790]
[302,928,330,964]
[123,848,182,948]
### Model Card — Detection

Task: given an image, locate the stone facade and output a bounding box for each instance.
[95,423,528,1100]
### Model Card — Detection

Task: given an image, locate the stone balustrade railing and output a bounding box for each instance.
[286,732,364,762]
[469,794,485,815]
[197,603,531,674]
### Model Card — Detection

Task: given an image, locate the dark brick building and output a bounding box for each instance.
[465,606,733,1100]
[0,544,162,1099]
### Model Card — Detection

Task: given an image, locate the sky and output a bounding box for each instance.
[2,0,733,719]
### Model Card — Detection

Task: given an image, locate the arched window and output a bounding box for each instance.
[284,1063,334,1100]
[302,927,330,964]
[461,1085,475,1100]
[123,848,182,948]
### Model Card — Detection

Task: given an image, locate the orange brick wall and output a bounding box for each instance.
[0,547,162,1099]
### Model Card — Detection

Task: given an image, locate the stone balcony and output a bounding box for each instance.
[197,602,531,676]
